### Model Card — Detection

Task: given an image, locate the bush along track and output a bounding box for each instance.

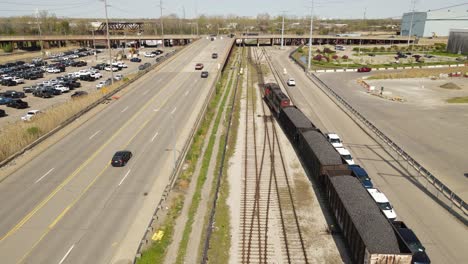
[136,46,239,264]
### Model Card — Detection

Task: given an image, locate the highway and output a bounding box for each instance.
[0,37,232,263]
[268,47,467,263]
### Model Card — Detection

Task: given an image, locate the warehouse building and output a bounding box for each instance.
[447,28,468,54]
[401,5,468,37]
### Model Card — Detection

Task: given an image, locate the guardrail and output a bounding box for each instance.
[0,46,186,170]
[306,72,468,223]
[133,39,236,263]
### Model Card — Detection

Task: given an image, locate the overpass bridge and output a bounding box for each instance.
[0,34,414,50]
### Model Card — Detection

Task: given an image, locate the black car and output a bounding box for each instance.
[2,90,25,98]
[1,79,17,86]
[7,99,28,109]
[33,89,54,98]
[201,71,209,78]
[393,221,431,264]
[130,57,142,62]
[111,151,133,167]
[0,109,5,117]
[71,91,88,99]
[23,85,38,93]
[212,53,218,59]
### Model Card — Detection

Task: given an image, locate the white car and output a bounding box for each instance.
[325,133,343,148]
[114,74,124,81]
[336,147,355,165]
[21,110,41,121]
[12,76,24,84]
[54,84,69,93]
[144,52,156,58]
[78,69,91,76]
[90,72,102,79]
[96,80,111,89]
[367,188,397,221]
[287,78,296,86]
[104,66,118,72]
[46,67,60,73]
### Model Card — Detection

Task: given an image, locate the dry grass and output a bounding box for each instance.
[447,96,468,103]
[367,66,468,80]
[0,80,125,162]
[0,46,79,64]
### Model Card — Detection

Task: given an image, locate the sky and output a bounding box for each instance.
[0,0,466,19]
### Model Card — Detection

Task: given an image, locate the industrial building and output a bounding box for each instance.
[400,5,468,37]
[447,28,468,54]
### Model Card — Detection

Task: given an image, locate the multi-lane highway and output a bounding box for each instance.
[268,47,467,263]
[0,37,232,263]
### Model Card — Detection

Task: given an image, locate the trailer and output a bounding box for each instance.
[278,106,316,144]
[324,175,412,264]
[296,130,349,182]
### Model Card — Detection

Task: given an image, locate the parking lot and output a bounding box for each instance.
[0,46,177,127]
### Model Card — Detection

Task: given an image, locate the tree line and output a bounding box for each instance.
[0,11,400,36]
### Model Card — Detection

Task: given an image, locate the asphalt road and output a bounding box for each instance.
[0,37,232,264]
[268,47,467,263]
[316,71,468,200]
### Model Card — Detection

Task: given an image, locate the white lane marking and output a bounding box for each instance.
[151,132,159,142]
[118,170,131,186]
[35,168,55,183]
[170,107,177,114]
[58,244,75,264]
[89,130,101,140]
[121,106,129,113]
[184,90,190,97]
[143,90,149,95]
[153,108,159,112]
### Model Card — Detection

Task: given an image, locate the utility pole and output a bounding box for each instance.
[35,9,44,61]
[407,0,416,47]
[103,0,114,84]
[281,12,285,49]
[159,0,165,48]
[307,0,314,71]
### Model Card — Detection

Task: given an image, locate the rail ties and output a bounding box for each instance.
[238,47,308,264]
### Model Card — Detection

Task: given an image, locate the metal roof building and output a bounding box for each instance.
[401,5,468,37]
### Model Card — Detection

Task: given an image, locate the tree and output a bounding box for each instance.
[257,13,270,33]
[3,43,13,52]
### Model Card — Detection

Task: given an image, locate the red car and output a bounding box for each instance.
[358,67,372,72]
[195,63,204,70]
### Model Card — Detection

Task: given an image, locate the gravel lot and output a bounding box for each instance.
[0,46,177,127]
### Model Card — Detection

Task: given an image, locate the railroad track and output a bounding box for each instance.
[238,47,309,264]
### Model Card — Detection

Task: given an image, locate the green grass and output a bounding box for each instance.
[204,48,245,264]
[429,51,467,58]
[174,49,237,264]
[136,196,184,264]
[447,96,468,103]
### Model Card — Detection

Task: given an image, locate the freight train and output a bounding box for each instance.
[261,82,429,264]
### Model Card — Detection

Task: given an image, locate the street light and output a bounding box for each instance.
[102,0,114,84]
[307,0,314,72]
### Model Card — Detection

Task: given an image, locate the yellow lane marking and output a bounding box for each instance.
[1,69,192,243]
[13,72,193,263]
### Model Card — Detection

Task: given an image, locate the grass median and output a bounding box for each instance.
[447,96,468,103]
[367,66,468,79]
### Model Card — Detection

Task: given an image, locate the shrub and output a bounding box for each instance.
[342,55,349,60]
[297,47,304,53]
[313,54,323,61]
[26,126,41,136]
[332,55,339,60]
[316,48,322,53]
[323,47,333,53]
[3,43,13,53]
[379,47,385,52]
[372,47,379,52]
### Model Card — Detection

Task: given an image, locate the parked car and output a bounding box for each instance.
[130,57,141,62]
[111,150,133,167]
[348,165,373,188]
[0,109,5,117]
[2,90,25,98]
[287,78,296,86]
[357,67,372,73]
[104,65,118,72]
[212,53,218,59]
[392,221,431,264]
[325,133,343,148]
[195,63,204,70]
[21,109,41,121]
[114,74,124,81]
[201,71,209,78]
[0,97,13,105]
[144,52,156,58]
[367,188,397,221]
[33,88,54,98]
[336,147,355,165]
[1,79,17,86]
[7,99,28,109]
[54,84,70,93]
[11,76,24,84]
